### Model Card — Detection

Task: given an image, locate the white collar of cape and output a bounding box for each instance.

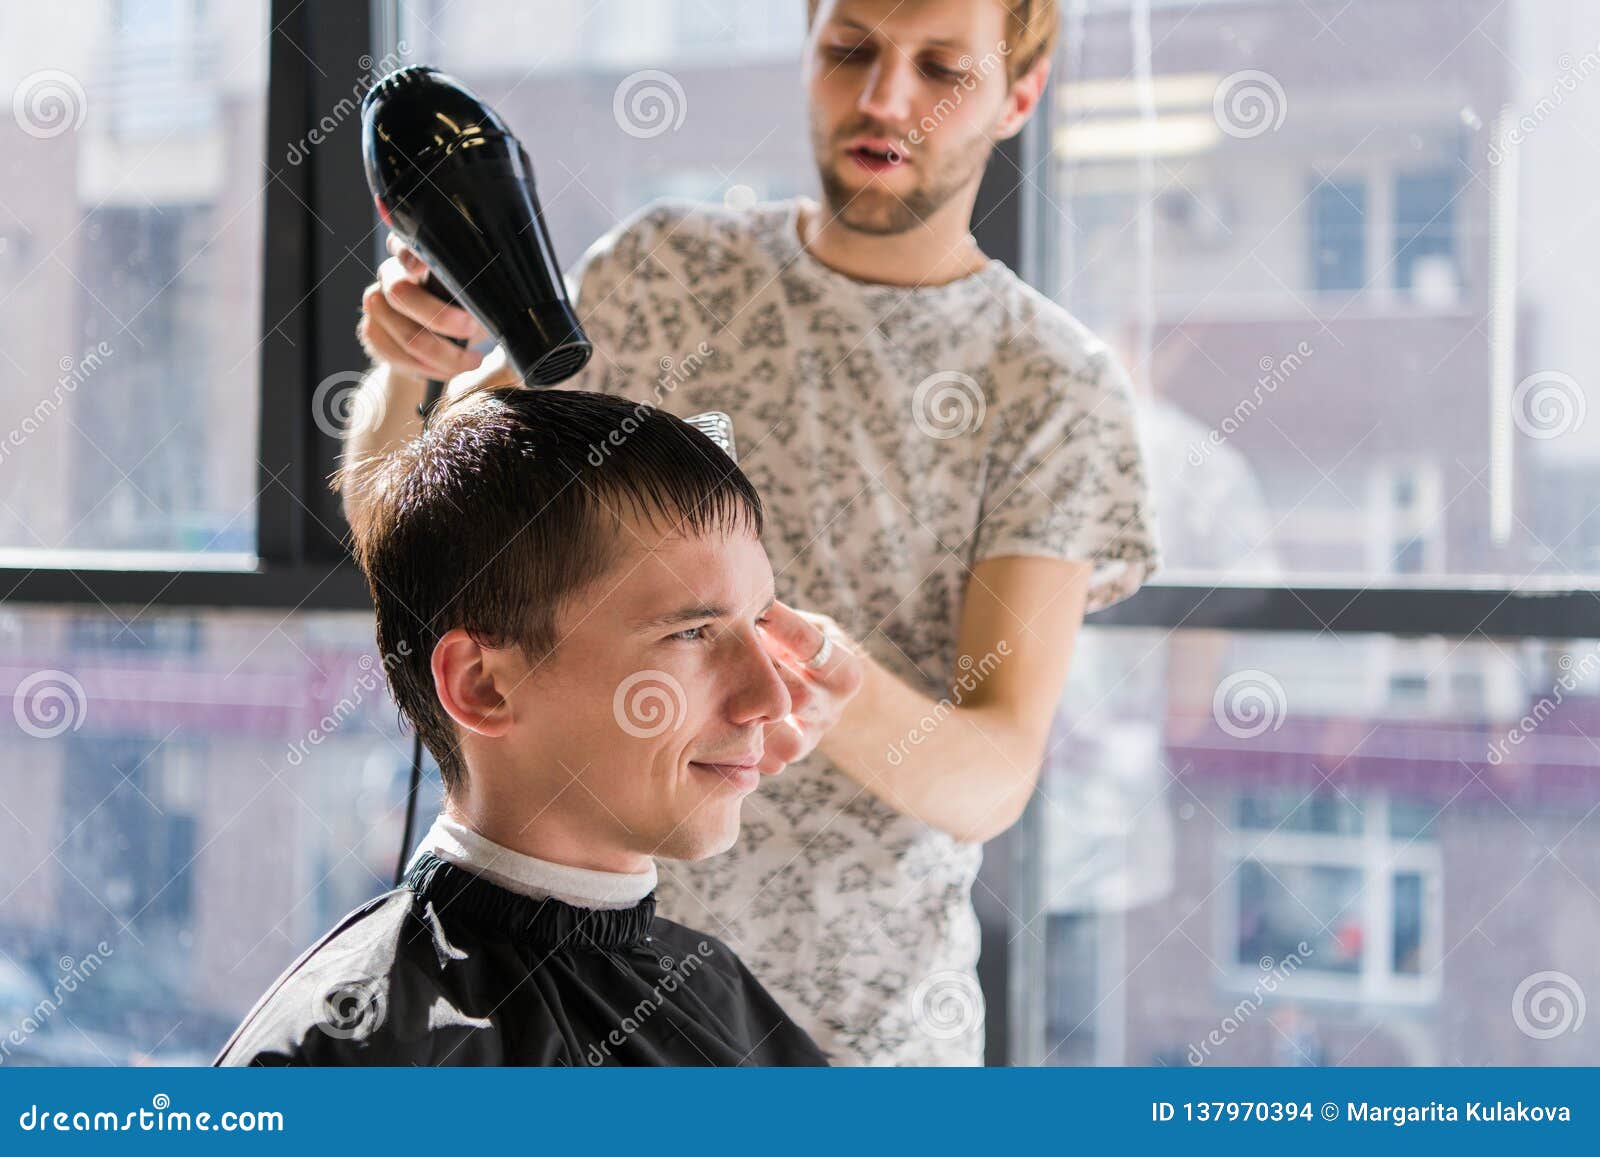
[410,813,657,911]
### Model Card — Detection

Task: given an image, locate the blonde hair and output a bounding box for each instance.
[804,0,1059,85]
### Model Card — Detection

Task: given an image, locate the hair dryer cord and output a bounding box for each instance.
[393,275,459,888]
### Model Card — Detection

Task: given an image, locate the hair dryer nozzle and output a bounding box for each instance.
[362,66,592,386]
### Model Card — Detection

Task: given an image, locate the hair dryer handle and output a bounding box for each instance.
[418,271,468,423]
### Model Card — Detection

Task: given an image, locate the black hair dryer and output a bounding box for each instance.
[361,65,592,385]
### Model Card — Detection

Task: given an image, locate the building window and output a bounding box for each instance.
[1222,790,1442,1003]
[1394,168,1459,301]
[1310,177,1367,293]
[1371,462,1444,575]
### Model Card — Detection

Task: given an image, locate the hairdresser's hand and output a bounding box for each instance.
[755,600,865,775]
[357,234,492,382]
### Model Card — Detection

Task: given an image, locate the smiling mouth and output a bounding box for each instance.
[689,760,761,792]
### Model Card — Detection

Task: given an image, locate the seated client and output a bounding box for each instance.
[214,387,825,1066]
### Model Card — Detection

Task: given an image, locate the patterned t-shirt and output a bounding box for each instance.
[549,195,1161,1065]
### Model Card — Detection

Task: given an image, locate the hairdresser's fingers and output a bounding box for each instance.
[385,232,416,265]
[385,234,442,287]
[365,285,477,379]
[758,600,829,667]
[362,281,482,379]
[444,343,521,402]
[759,601,860,692]
[359,300,463,381]
[759,717,807,775]
[356,297,422,375]
[774,660,822,727]
[378,255,488,343]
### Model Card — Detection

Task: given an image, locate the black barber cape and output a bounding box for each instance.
[213,851,826,1066]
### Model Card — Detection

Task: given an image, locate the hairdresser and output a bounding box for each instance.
[340,0,1159,1066]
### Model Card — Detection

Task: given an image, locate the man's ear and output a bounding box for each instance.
[432,628,517,738]
[993,55,1052,142]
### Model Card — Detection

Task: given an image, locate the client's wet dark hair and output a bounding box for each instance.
[347,387,763,794]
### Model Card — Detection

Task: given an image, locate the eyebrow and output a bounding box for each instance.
[831,18,967,50]
[630,593,777,634]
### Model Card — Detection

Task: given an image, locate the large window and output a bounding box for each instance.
[0,605,429,1064]
[1031,0,1600,1061]
[0,1,269,561]
[1049,0,1600,584]
[1028,626,1598,1066]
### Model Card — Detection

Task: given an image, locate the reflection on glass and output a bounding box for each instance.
[1238,789,1362,835]
[1237,861,1363,974]
[0,607,426,1064]
[1048,0,1600,584]
[1393,871,1425,976]
[0,3,270,557]
[1033,626,1600,1066]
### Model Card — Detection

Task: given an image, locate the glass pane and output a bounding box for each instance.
[1236,861,1363,974]
[1238,788,1362,835]
[1048,0,1600,584]
[1394,871,1425,975]
[1310,179,1366,293]
[1393,169,1457,294]
[1034,627,1600,1065]
[396,0,812,270]
[0,2,269,558]
[0,606,426,1064]
[1389,798,1437,840]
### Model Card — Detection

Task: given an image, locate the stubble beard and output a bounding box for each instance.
[811,114,993,236]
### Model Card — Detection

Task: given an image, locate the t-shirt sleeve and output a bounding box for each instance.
[972,343,1162,613]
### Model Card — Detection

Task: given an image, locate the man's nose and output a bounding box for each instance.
[856,55,916,125]
[729,633,793,726]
